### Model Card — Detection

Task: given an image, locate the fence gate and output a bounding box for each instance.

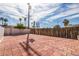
[0,26,4,42]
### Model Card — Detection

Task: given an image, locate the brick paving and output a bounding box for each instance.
[0,34,79,56]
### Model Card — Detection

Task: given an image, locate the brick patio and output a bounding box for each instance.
[0,34,79,56]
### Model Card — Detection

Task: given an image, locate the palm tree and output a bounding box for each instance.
[19,18,22,24]
[36,22,40,28]
[0,17,4,25]
[4,18,8,26]
[63,19,69,27]
[24,17,26,27]
[31,21,36,28]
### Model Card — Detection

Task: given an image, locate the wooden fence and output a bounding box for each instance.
[30,27,79,39]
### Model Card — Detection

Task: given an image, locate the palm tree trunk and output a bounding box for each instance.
[2,20,4,25]
[24,17,26,27]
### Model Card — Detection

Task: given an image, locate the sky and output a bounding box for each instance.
[0,3,79,28]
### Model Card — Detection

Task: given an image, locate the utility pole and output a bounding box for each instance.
[26,3,31,53]
[27,3,31,29]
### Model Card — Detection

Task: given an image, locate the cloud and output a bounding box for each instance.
[32,7,59,22]
[33,3,61,13]
[45,6,79,22]
[65,14,79,20]
[0,3,27,20]
[0,3,79,27]
[32,3,79,23]
[32,3,79,28]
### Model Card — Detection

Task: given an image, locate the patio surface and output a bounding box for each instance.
[0,34,79,56]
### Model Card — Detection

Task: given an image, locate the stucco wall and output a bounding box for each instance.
[4,27,30,35]
[0,26,4,42]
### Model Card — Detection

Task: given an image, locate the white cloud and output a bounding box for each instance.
[67,3,79,9]
[32,7,59,21]
[0,3,27,19]
[46,7,79,22]
[0,3,61,22]
[65,14,79,19]
[0,3,79,27]
[33,3,60,13]
[32,3,79,23]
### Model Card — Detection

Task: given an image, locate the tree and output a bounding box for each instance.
[0,17,8,26]
[32,21,35,28]
[4,18,8,26]
[24,17,26,27]
[0,17,4,25]
[19,18,22,24]
[63,19,69,27]
[53,25,61,29]
[36,22,40,28]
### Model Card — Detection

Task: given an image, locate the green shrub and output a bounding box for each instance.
[14,23,26,29]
